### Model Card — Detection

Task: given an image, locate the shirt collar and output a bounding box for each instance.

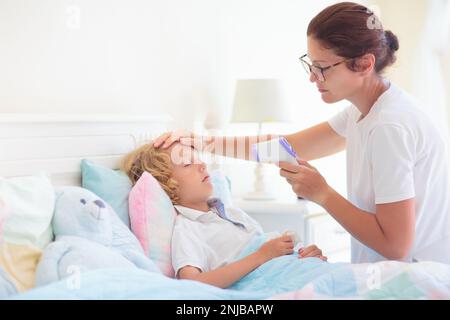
[356,81,399,126]
[174,205,213,221]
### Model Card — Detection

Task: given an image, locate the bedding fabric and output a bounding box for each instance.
[0,267,17,299]
[81,159,132,227]
[0,243,42,293]
[15,233,450,300]
[0,173,54,249]
[0,196,9,240]
[228,234,450,299]
[128,172,177,278]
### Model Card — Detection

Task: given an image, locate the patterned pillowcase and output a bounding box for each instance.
[128,172,177,278]
[0,197,9,241]
[0,174,54,249]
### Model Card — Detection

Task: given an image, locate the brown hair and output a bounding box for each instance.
[307,2,399,73]
[121,143,180,204]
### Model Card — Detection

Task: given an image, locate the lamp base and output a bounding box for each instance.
[243,191,277,201]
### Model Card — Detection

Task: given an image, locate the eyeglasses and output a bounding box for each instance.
[299,54,352,82]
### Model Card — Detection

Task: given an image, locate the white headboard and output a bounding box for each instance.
[0,114,173,186]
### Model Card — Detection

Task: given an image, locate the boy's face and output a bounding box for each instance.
[169,143,213,206]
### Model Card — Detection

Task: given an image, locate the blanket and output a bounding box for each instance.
[12,234,450,299]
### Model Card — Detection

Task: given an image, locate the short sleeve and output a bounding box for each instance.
[369,125,416,204]
[171,223,207,277]
[328,106,353,138]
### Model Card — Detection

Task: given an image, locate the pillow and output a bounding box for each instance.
[81,159,232,230]
[0,200,19,298]
[0,243,42,293]
[209,168,233,207]
[0,197,9,240]
[81,159,132,227]
[128,172,176,278]
[0,173,54,249]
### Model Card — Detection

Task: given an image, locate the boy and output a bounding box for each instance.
[123,143,326,288]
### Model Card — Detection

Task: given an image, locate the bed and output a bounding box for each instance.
[1,113,450,300]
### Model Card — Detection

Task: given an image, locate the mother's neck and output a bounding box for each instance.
[347,76,390,121]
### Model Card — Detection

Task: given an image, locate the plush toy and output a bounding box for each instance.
[35,187,160,287]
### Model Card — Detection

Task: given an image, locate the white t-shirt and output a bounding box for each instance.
[328,83,450,264]
[171,205,264,276]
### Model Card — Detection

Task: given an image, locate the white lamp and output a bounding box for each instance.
[231,79,290,201]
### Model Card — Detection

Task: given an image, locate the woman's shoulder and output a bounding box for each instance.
[379,84,426,116]
[371,86,435,130]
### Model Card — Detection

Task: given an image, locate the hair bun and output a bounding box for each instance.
[385,30,399,52]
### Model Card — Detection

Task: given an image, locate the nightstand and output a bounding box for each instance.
[233,196,351,262]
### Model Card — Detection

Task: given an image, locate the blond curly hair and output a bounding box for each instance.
[121,142,180,204]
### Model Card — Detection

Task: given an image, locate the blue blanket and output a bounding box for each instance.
[15,268,265,300]
[0,267,17,299]
[12,234,450,299]
[228,234,356,297]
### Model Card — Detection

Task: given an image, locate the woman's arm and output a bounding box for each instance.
[279,160,415,260]
[153,122,345,162]
[321,189,415,260]
[284,122,346,161]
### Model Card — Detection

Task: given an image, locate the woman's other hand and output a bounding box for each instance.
[278,159,332,206]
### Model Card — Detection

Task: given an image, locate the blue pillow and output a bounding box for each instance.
[81,160,131,227]
[81,160,233,228]
[209,169,233,207]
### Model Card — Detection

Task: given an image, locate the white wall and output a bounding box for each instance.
[0,0,221,128]
[0,0,346,127]
[0,0,350,198]
[370,0,450,137]
[212,0,351,198]
[368,0,429,94]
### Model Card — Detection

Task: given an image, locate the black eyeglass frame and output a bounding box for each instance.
[299,54,354,82]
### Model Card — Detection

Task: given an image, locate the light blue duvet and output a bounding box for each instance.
[12,234,450,300]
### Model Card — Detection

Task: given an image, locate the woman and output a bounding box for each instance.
[153,2,450,264]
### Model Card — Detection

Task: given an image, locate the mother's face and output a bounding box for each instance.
[306,36,364,104]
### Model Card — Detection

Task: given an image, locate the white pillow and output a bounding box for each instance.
[0,173,55,249]
[0,197,8,241]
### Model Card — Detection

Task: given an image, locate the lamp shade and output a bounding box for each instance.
[231,79,290,123]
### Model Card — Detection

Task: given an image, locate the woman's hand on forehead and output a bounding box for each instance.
[175,144,202,165]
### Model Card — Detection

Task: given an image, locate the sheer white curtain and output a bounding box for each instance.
[413,0,450,138]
